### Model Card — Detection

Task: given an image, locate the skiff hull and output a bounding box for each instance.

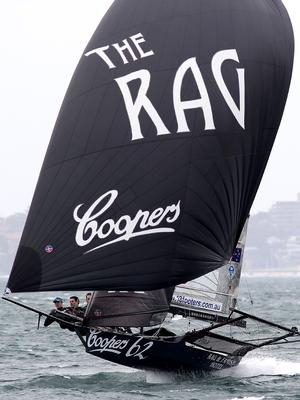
[79,329,251,372]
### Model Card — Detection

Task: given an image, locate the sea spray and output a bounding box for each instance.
[216,354,300,378]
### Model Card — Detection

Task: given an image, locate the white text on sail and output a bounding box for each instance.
[73,190,181,253]
[85,33,245,140]
[115,49,245,139]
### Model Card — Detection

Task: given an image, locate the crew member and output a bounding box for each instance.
[65,295,85,318]
[44,296,65,327]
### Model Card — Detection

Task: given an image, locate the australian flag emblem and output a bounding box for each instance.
[231,247,242,263]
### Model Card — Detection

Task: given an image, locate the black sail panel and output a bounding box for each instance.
[7,0,294,293]
[84,289,173,327]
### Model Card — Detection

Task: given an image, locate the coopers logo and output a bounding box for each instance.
[73,190,181,253]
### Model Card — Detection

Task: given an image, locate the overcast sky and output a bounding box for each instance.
[0,0,299,218]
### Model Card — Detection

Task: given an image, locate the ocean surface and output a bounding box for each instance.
[0,274,299,400]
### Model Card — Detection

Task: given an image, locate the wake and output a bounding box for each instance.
[216,354,300,378]
[143,353,300,383]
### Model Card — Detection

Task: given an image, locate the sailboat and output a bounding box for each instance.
[3,0,299,372]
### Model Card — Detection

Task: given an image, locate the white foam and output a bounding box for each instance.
[145,370,176,383]
[228,397,265,400]
[145,354,300,383]
[217,354,300,378]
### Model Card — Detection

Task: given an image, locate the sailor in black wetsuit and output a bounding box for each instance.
[65,295,85,318]
[44,295,88,334]
[44,297,65,327]
[81,292,92,313]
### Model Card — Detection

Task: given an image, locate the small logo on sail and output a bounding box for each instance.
[228,265,236,279]
[45,244,54,253]
[73,190,181,253]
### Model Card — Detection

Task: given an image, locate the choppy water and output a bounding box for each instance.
[1,275,299,400]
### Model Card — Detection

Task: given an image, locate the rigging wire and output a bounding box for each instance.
[242,275,263,339]
[244,275,254,307]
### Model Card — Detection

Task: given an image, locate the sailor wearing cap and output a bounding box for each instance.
[44,297,65,327]
[53,297,64,308]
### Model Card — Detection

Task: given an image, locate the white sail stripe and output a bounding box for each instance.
[184,342,228,356]
[84,228,175,254]
[89,348,121,355]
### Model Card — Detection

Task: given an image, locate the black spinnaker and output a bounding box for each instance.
[6,0,294,294]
